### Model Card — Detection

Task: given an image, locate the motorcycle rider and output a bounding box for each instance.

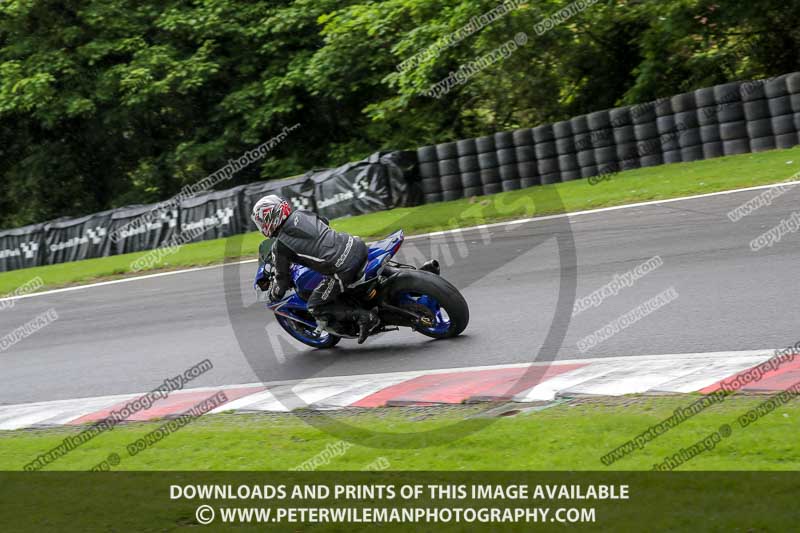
[251,195,379,344]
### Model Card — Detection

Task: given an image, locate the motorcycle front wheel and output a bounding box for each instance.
[275,314,341,349]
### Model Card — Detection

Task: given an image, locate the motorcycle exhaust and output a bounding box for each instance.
[419,259,440,275]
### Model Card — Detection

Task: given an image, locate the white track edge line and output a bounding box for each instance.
[3,180,797,302]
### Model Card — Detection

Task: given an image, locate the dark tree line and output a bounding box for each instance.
[1,0,798,228]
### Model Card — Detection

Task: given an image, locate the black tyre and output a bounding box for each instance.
[417,145,438,163]
[680,145,704,161]
[442,189,464,202]
[479,168,500,184]
[714,82,741,103]
[695,87,716,108]
[463,186,482,197]
[461,171,481,188]
[593,146,617,164]
[494,131,514,149]
[482,182,502,195]
[276,314,341,349]
[697,106,719,126]
[574,133,593,152]
[512,128,534,147]
[775,133,799,149]
[750,136,776,152]
[723,139,749,155]
[515,145,535,162]
[679,128,701,148]
[537,157,559,174]
[580,165,599,178]
[671,92,695,112]
[517,161,538,178]
[576,149,595,167]
[456,138,477,156]
[744,99,771,120]
[436,142,458,160]
[499,163,519,180]
[571,115,589,133]
[475,135,495,153]
[656,115,676,133]
[387,270,469,339]
[535,141,557,159]
[616,143,638,161]
[423,192,443,204]
[637,139,660,158]
[438,158,459,175]
[634,122,659,140]
[675,110,699,128]
[640,154,663,167]
[700,125,721,143]
[609,107,631,127]
[561,169,582,181]
[720,121,747,141]
[533,124,555,143]
[497,148,516,166]
[654,99,672,116]
[613,125,636,144]
[556,136,575,154]
[702,142,724,159]
[768,96,792,117]
[553,120,572,139]
[478,152,498,169]
[587,111,610,130]
[765,75,789,98]
[718,103,744,123]
[747,119,772,139]
[418,161,439,178]
[458,155,480,172]
[741,81,765,101]
[590,129,614,148]
[421,177,442,194]
[663,150,682,164]
[558,154,578,171]
[787,73,800,94]
[631,103,656,123]
[440,174,462,191]
[540,172,561,185]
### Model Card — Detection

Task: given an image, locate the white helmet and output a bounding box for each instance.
[251,195,291,237]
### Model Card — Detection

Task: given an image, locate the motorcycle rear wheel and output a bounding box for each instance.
[386,270,469,339]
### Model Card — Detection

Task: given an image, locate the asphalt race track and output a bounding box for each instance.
[2,185,799,404]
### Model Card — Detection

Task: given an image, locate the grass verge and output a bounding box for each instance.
[2,146,799,294]
[2,395,798,471]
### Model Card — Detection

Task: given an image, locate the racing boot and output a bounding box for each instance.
[354,308,380,344]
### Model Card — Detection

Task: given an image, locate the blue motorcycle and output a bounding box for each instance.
[254,230,469,348]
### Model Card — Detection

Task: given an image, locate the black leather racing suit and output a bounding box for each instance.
[269,210,368,321]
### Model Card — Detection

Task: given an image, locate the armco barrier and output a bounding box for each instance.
[2,74,800,273]
[416,73,800,202]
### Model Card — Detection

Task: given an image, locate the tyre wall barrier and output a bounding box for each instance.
[415,72,800,203]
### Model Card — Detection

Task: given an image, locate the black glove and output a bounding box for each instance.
[269,283,287,302]
[256,275,272,292]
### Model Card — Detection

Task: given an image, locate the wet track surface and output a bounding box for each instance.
[2,185,799,403]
